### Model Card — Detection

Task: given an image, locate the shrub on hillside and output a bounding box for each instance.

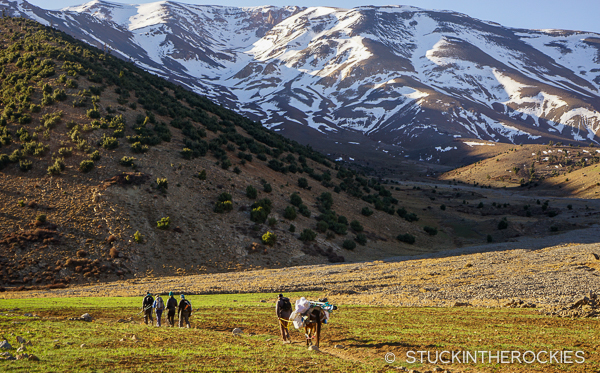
[342,239,356,250]
[157,217,170,230]
[350,220,363,232]
[498,218,508,230]
[355,233,367,245]
[246,185,258,199]
[79,159,94,173]
[156,178,168,192]
[424,226,438,236]
[361,207,373,216]
[397,233,415,244]
[290,192,302,207]
[262,231,277,246]
[120,156,135,167]
[300,228,317,241]
[298,177,308,189]
[284,206,297,220]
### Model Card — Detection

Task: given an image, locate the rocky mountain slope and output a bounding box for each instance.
[0,16,459,290]
[2,0,600,166]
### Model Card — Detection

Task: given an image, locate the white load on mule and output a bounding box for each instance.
[289,297,335,329]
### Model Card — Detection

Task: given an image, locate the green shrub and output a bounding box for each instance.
[290,192,302,207]
[157,217,170,230]
[214,200,233,213]
[262,231,277,246]
[29,104,41,113]
[233,166,241,174]
[284,206,297,220]
[9,150,22,163]
[36,214,47,223]
[53,89,67,101]
[221,159,231,170]
[498,218,508,230]
[90,150,101,161]
[404,213,419,222]
[218,192,232,202]
[58,147,73,157]
[197,170,207,180]
[356,233,367,245]
[318,192,333,210]
[487,234,493,243]
[300,228,317,241]
[246,185,258,199]
[0,154,8,170]
[316,220,329,233]
[397,233,415,244]
[41,111,63,128]
[329,222,347,235]
[337,215,348,225]
[131,142,149,153]
[298,204,311,218]
[440,204,446,211]
[79,159,94,173]
[361,207,374,216]
[120,156,135,167]
[298,177,308,189]
[86,108,101,119]
[181,148,192,159]
[100,135,119,149]
[19,159,32,172]
[267,217,277,226]
[424,226,438,236]
[47,157,65,175]
[350,220,363,232]
[263,183,272,193]
[289,224,296,233]
[156,178,168,192]
[342,239,356,250]
[134,230,144,243]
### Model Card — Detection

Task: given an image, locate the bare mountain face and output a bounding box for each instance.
[3,0,600,165]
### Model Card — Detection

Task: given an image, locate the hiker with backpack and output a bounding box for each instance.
[166,291,178,327]
[276,294,292,343]
[153,294,165,327]
[142,291,154,325]
[178,294,192,328]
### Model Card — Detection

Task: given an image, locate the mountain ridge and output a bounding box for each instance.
[2,0,600,167]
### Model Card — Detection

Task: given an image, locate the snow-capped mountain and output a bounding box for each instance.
[3,0,600,163]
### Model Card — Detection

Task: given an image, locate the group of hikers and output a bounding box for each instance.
[141,291,334,344]
[141,291,193,328]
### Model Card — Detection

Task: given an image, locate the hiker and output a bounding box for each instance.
[153,294,165,327]
[142,291,154,325]
[178,294,192,328]
[276,293,292,343]
[166,291,178,327]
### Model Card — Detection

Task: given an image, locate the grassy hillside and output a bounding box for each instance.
[0,17,450,290]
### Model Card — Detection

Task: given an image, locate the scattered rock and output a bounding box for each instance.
[0,340,12,350]
[28,354,39,361]
[80,344,86,348]
[408,370,420,373]
[308,345,319,351]
[131,335,138,341]
[16,336,25,344]
[1,351,15,360]
[452,302,471,307]
[433,368,444,372]
[232,328,243,336]
[23,313,33,317]
[334,344,345,349]
[504,299,536,308]
[15,353,29,360]
[53,344,60,349]
[16,345,26,353]
[591,253,599,260]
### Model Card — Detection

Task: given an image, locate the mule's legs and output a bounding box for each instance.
[315,319,321,347]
